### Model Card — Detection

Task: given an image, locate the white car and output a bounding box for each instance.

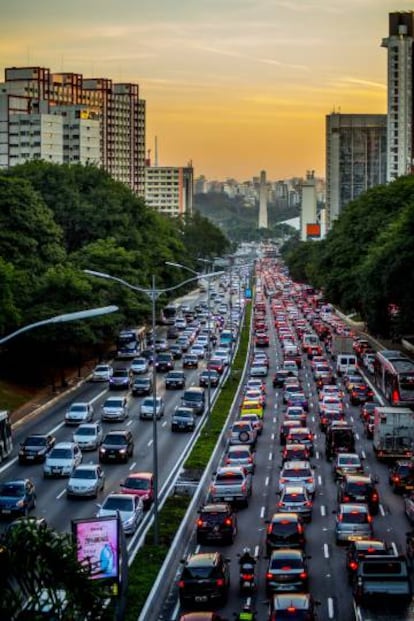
[43,442,82,478]
[64,402,94,426]
[101,396,129,422]
[97,493,144,535]
[66,464,105,498]
[129,357,149,374]
[72,423,103,451]
[214,348,231,366]
[278,460,316,495]
[140,397,165,420]
[190,344,205,359]
[91,364,113,382]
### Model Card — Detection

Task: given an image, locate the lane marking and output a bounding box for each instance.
[328,597,334,618]
[265,476,270,486]
[321,505,326,517]
[260,506,265,519]
[324,543,329,558]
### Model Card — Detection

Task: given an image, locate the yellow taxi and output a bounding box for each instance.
[240,399,264,419]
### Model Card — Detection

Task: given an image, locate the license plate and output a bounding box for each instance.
[349,535,363,541]
[26,456,34,460]
[2,509,11,514]
[195,596,208,602]
[52,468,61,473]
[224,496,233,501]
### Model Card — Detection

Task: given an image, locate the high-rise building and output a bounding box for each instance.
[300,170,319,241]
[258,170,268,228]
[145,165,193,217]
[0,66,146,196]
[382,11,414,182]
[325,113,387,225]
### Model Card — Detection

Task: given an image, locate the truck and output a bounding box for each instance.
[208,466,252,507]
[353,554,414,621]
[331,335,355,355]
[373,406,414,461]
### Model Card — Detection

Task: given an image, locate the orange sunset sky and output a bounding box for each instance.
[1,0,411,180]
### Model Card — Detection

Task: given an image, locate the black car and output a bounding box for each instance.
[196,503,237,545]
[199,370,220,388]
[338,474,380,515]
[99,430,134,464]
[350,383,374,406]
[265,548,309,595]
[169,343,183,359]
[273,370,290,388]
[165,370,186,389]
[155,352,174,372]
[178,552,230,608]
[171,407,196,432]
[265,512,306,555]
[18,434,56,464]
[183,353,199,369]
[389,460,414,493]
[131,376,153,396]
[345,539,390,581]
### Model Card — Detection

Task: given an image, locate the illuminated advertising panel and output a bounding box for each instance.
[72,516,119,582]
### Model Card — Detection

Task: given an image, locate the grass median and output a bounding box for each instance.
[125,302,252,620]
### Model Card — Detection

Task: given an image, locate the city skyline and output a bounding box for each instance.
[1,0,410,180]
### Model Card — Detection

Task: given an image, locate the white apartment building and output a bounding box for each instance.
[145,166,193,217]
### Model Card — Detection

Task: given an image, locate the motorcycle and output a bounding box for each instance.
[238,551,257,594]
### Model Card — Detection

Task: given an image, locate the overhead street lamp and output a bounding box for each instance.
[0,305,119,345]
[165,260,224,433]
[84,268,223,545]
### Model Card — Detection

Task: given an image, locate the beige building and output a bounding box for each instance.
[145,165,193,217]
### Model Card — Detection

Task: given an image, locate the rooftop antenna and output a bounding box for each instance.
[154,136,158,166]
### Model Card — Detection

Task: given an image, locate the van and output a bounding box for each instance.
[181,387,206,415]
[336,354,357,376]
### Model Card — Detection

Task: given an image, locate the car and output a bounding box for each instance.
[229,420,257,446]
[284,406,307,427]
[91,364,113,382]
[129,357,149,374]
[240,400,264,419]
[344,374,365,393]
[278,461,316,495]
[319,395,343,416]
[109,368,131,390]
[334,502,373,544]
[165,370,186,389]
[140,396,165,420]
[363,412,375,439]
[346,539,391,581]
[265,548,309,594]
[255,332,269,347]
[72,422,103,451]
[249,361,268,377]
[18,433,56,464]
[209,465,252,507]
[196,502,237,545]
[97,492,143,535]
[267,593,319,621]
[177,336,191,352]
[215,348,231,366]
[282,359,299,377]
[155,352,174,372]
[325,421,356,460]
[286,392,309,412]
[66,464,105,498]
[181,387,205,415]
[282,383,302,404]
[281,443,310,464]
[155,338,168,352]
[277,484,313,522]
[273,370,291,388]
[208,357,225,375]
[190,344,206,359]
[239,412,264,435]
[167,325,180,339]
[223,444,255,474]
[43,442,82,478]
[120,472,154,510]
[333,453,364,481]
[245,377,266,394]
[64,402,94,425]
[265,513,306,555]
[171,406,196,432]
[183,353,199,369]
[101,395,129,422]
[131,376,153,396]
[285,428,314,456]
[199,369,220,388]
[178,552,230,608]
[99,430,134,464]
[0,479,36,518]
[350,383,374,405]
[389,460,414,493]
[279,420,302,446]
[338,474,380,515]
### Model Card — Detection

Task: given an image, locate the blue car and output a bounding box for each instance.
[0,479,36,518]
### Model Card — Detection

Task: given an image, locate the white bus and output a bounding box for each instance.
[0,410,13,463]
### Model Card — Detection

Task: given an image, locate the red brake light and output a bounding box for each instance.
[287,606,297,612]
[266,572,273,580]
[299,571,308,580]
[371,493,378,501]
[267,524,273,534]
[196,519,203,527]
[224,517,232,526]
[349,561,358,571]
[367,514,373,523]
[216,578,224,587]
[297,523,303,534]
[178,580,185,588]
[343,495,350,502]
[392,389,400,403]
[241,573,254,580]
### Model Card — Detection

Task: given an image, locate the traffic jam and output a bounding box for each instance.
[174,258,414,621]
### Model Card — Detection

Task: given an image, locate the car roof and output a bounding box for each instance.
[187,552,220,566]
[339,502,369,512]
[282,461,312,469]
[272,593,311,609]
[127,471,152,480]
[200,503,231,513]
[282,484,308,493]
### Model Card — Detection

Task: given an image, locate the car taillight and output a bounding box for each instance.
[196,519,203,527]
[216,578,224,587]
[299,571,308,580]
[178,580,185,588]
[241,573,254,580]
[279,478,286,484]
[306,478,313,483]
[266,572,273,580]
[305,501,312,507]
[267,524,273,534]
[307,434,313,440]
[224,518,232,526]
[393,475,400,482]
[371,493,378,501]
[241,482,247,492]
[343,495,350,502]
[287,607,297,613]
[367,515,373,523]
[297,523,303,534]
[248,456,253,463]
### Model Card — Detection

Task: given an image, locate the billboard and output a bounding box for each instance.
[72,516,120,582]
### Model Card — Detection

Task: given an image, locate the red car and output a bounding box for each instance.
[208,357,225,375]
[119,471,154,510]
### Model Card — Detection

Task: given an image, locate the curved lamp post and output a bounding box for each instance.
[0,305,119,346]
[84,268,224,545]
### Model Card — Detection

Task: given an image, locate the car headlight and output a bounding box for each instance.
[119,449,126,454]
[16,499,25,508]
[123,515,135,527]
[99,448,106,453]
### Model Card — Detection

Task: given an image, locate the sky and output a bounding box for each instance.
[0,0,412,181]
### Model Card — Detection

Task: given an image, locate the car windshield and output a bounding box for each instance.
[0,483,24,496]
[229,450,250,459]
[271,556,303,569]
[113,371,128,378]
[49,449,72,459]
[347,482,371,494]
[23,436,46,446]
[69,405,86,412]
[183,565,215,579]
[105,399,123,408]
[104,435,126,445]
[175,410,192,418]
[271,520,298,534]
[338,456,360,465]
[342,510,368,523]
[216,472,244,484]
[76,427,95,436]
[102,497,133,511]
[72,469,96,480]
[124,477,149,490]
[283,468,311,478]
[283,492,307,503]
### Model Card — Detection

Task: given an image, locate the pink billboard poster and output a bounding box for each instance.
[74,517,119,580]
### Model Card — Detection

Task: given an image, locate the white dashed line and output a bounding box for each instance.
[147,439,153,447]
[271,433,275,441]
[320,505,326,517]
[318,475,322,486]
[260,506,265,519]
[324,543,329,558]
[129,461,137,470]
[57,489,66,500]
[328,597,334,618]
[361,450,366,459]
[355,433,360,440]
[379,504,385,517]
[392,542,398,555]
[269,452,273,461]
[265,476,270,486]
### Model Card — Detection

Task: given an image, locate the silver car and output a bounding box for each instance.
[229,420,257,446]
[91,364,113,382]
[43,442,82,478]
[139,397,165,420]
[64,402,94,425]
[278,461,316,495]
[223,444,255,474]
[96,493,144,535]
[335,503,373,544]
[72,423,103,451]
[129,357,149,374]
[101,396,129,422]
[66,464,105,498]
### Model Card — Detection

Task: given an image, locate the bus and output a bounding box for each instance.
[373,349,414,407]
[160,303,178,325]
[116,326,147,359]
[0,410,13,463]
